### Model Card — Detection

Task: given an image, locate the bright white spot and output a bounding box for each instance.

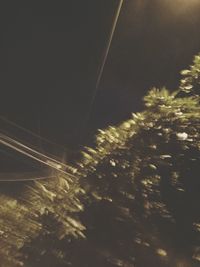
[110,160,116,166]
[56,164,62,169]
[177,188,185,192]
[176,132,188,141]
[160,155,172,159]
[46,160,62,170]
[156,248,167,257]
[181,70,191,75]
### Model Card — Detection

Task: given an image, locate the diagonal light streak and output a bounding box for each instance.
[0,116,69,152]
[0,133,67,169]
[0,133,77,180]
[0,173,56,182]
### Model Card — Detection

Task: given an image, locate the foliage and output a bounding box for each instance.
[77,88,200,266]
[0,53,200,266]
[0,195,40,267]
[179,53,200,95]
[0,174,85,267]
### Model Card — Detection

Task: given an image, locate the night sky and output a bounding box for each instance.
[1,0,200,149]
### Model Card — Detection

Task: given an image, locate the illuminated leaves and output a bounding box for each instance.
[1,53,200,266]
[179,54,200,94]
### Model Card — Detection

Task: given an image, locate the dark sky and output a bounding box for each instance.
[1,0,200,149]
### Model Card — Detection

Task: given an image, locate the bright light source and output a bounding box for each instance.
[156,248,167,257]
[46,160,63,170]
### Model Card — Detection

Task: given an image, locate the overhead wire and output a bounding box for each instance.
[81,0,124,137]
[0,133,77,180]
[0,1,124,181]
[0,116,69,152]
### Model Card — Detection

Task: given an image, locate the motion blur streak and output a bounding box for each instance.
[0,133,76,181]
[0,173,56,182]
[0,116,68,151]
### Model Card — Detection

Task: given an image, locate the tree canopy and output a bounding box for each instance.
[0,54,200,267]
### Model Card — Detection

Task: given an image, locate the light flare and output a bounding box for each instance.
[0,133,77,181]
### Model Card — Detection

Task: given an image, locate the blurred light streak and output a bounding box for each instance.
[0,172,56,181]
[0,133,77,181]
[0,116,68,152]
[82,0,124,139]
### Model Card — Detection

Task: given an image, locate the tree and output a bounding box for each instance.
[179,54,200,96]
[0,54,200,267]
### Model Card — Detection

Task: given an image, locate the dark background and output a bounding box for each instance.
[1,0,200,150]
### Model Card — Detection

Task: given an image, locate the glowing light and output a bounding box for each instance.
[176,132,188,141]
[162,0,200,15]
[46,160,62,170]
[156,248,167,257]
[0,133,76,181]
